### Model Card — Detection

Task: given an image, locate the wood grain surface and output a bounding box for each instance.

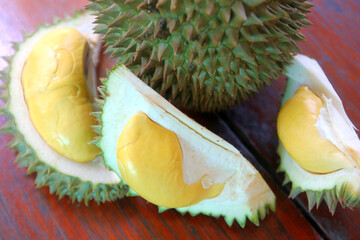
[0,0,358,239]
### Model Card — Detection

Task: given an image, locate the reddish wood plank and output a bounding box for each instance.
[0,0,321,240]
[223,0,360,239]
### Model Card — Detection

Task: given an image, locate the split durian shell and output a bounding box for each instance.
[95,64,276,227]
[0,12,127,205]
[277,54,360,213]
[88,0,312,112]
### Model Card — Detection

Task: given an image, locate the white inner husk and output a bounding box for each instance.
[9,12,119,184]
[280,54,360,192]
[316,96,360,164]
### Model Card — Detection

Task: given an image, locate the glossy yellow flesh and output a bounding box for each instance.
[277,86,354,173]
[117,113,225,208]
[22,28,99,163]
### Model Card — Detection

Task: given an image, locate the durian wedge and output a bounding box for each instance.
[277,54,360,213]
[96,65,276,227]
[0,12,125,204]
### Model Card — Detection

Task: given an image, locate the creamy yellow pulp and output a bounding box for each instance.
[277,85,354,173]
[117,113,225,208]
[22,28,99,163]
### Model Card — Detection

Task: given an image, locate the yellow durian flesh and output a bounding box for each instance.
[117,113,225,208]
[22,28,99,163]
[277,85,356,173]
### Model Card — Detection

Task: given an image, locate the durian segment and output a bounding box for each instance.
[278,143,360,212]
[88,0,312,112]
[277,86,355,173]
[98,65,275,226]
[1,12,123,204]
[22,28,99,163]
[278,54,360,211]
[117,113,225,208]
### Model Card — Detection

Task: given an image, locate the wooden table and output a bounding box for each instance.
[0,0,359,239]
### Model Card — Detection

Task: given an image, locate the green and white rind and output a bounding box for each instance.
[277,54,360,213]
[88,0,312,112]
[97,65,275,227]
[0,12,126,205]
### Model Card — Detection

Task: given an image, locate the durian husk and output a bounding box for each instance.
[91,65,276,227]
[277,55,360,214]
[88,0,312,112]
[0,12,128,205]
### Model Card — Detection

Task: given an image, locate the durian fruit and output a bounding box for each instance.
[95,64,276,226]
[88,0,312,112]
[0,12,126,204]
[277,54,360,213]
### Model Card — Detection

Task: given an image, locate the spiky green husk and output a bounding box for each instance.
[171,194,275,227]
[278,162,360,214]
[158,197,275,227]
[0,12,127,205]
[88,0,312,112]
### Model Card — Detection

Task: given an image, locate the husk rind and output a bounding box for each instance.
[0,12,127,205]
[173,199,276,227]
[278,163,360,214]
[278,145,360,214]
[88,0,312,112]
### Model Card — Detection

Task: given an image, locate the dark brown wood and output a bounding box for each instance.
[222,0,360,239]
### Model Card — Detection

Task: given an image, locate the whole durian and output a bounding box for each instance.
[88,0,312,112]
[0,12,126,205]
